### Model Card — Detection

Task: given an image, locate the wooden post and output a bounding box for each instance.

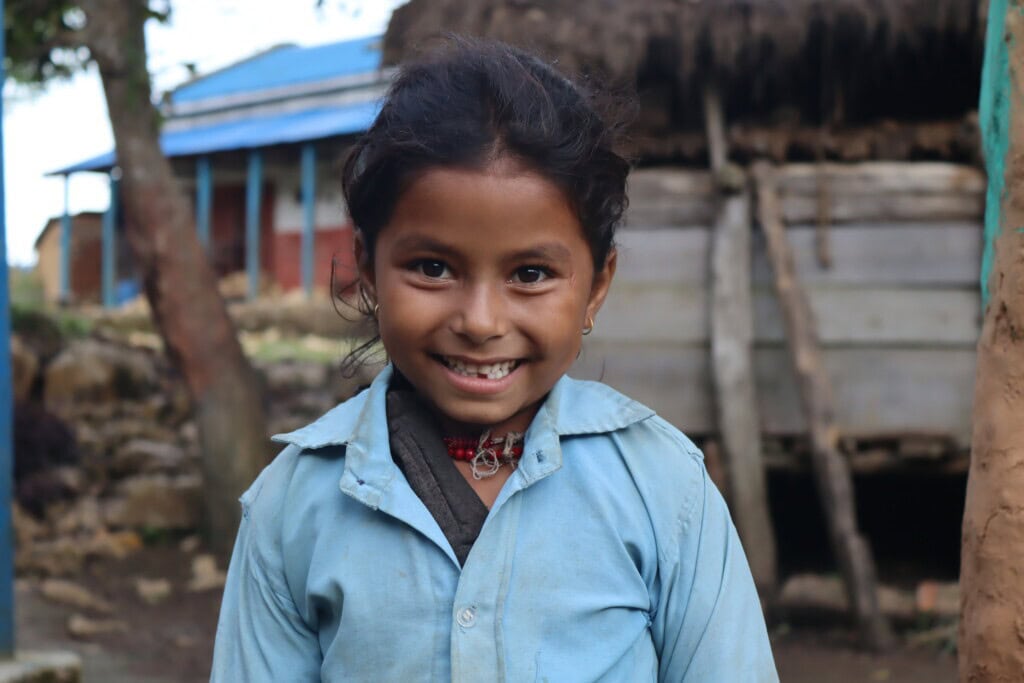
[703,85,728,173]
[710,191,778,593]
[752,160,893,651]
[814,159,833,269]
[704,83,778,593]
[245,150,263,301]
[960,0,1024,678]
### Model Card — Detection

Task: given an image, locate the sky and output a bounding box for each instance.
[3,0,405,266]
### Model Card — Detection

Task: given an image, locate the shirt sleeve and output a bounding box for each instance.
[210,491,322,682]
[652,463,779,683]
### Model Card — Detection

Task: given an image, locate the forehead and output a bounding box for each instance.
[381,163,589,256]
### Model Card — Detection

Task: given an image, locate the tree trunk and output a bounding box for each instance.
[959,1,1024,678]
[753,161,893,651]
[80,0,271,557]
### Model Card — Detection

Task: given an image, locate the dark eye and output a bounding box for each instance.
[414,260,450,279]
[511,266,550,284]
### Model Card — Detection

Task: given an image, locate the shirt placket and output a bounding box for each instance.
[449,491,523,683]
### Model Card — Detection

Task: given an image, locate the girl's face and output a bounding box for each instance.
[358,160,616,435]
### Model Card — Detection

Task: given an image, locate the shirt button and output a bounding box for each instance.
[456,606,476,628]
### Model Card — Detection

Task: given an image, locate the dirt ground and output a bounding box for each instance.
[16,543,957,683]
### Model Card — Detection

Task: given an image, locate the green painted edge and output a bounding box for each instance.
[980,0,1013,304]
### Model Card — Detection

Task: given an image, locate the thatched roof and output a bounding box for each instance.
[383,0,985,161]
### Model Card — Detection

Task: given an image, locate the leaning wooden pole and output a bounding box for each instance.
[704,84,778,594]
[752,161,892,651]
[959,1,1024,678]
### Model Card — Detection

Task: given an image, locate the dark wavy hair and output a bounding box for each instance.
[337,37,631,371]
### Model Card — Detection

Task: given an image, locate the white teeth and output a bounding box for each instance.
[443,357,517,380]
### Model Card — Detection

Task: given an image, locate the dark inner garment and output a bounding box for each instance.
[386,381,490,566]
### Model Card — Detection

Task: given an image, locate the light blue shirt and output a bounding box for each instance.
[211,365,778,682]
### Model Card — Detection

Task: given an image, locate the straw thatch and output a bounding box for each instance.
[384,0,986,155]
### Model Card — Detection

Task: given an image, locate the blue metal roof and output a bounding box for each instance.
[172,35,383,104]
[53,100,381,174]
[52,35,388,175]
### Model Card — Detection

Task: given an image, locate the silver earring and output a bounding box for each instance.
[582,316,595,336]
[373,303,380,317]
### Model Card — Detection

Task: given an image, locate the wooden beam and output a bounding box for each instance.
[625,169,717,227]
[624,163,986,228]
[780,192,983,224]
[615,222,983,289]
[573,344,977,445]
[750,223,983,288]
[777,162,986,195]
[599,284,981,346]
[753,160,893,650]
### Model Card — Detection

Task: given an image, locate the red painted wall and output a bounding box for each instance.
[272,225,356,292]
[199,182,358,293]
[206,184,275,279]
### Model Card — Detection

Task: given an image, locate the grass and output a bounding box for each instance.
[6,266,375,366]
[239,330,380,364]
[9,266,45,307]
[8,266,94,340]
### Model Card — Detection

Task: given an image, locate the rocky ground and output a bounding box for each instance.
[10,306,959,682]
[15,546,958,683]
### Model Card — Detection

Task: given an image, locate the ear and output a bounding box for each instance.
[584,248,617,325]
[353,230,377,303]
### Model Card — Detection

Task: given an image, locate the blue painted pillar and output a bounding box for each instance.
[979,0,1011,303]
[246,151,263,300]
[101,173,119,308]
[60,175,72,303]
[0,0,16,658]
[301,143,316,298]
[196,155,212,250]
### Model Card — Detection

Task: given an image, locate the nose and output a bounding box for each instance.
[452,282,508,343]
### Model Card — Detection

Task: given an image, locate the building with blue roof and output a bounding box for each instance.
[49,34,391,305]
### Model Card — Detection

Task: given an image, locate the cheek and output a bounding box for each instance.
[377,285,446,342]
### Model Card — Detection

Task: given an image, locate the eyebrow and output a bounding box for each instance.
[390,235,573,262]
[505,243,573,262]
[389,234,459,256]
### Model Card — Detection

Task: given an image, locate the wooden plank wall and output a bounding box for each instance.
[571,162,984,446]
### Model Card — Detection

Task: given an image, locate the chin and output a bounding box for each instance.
[439,400,528,431]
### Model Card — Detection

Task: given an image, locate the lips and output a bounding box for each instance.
[436,355,522,380]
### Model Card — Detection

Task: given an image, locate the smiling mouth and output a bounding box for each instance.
[435,355,523,380]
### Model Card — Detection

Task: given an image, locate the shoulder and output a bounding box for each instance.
[558,380,711,557]
[240,387,372,551]
[556,376,704,470]
[555,376,704,470]
[613,414,708,535]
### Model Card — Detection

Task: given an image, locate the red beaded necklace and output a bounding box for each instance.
[443,431,525,479]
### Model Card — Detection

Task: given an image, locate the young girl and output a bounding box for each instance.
[212,39,778,682]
